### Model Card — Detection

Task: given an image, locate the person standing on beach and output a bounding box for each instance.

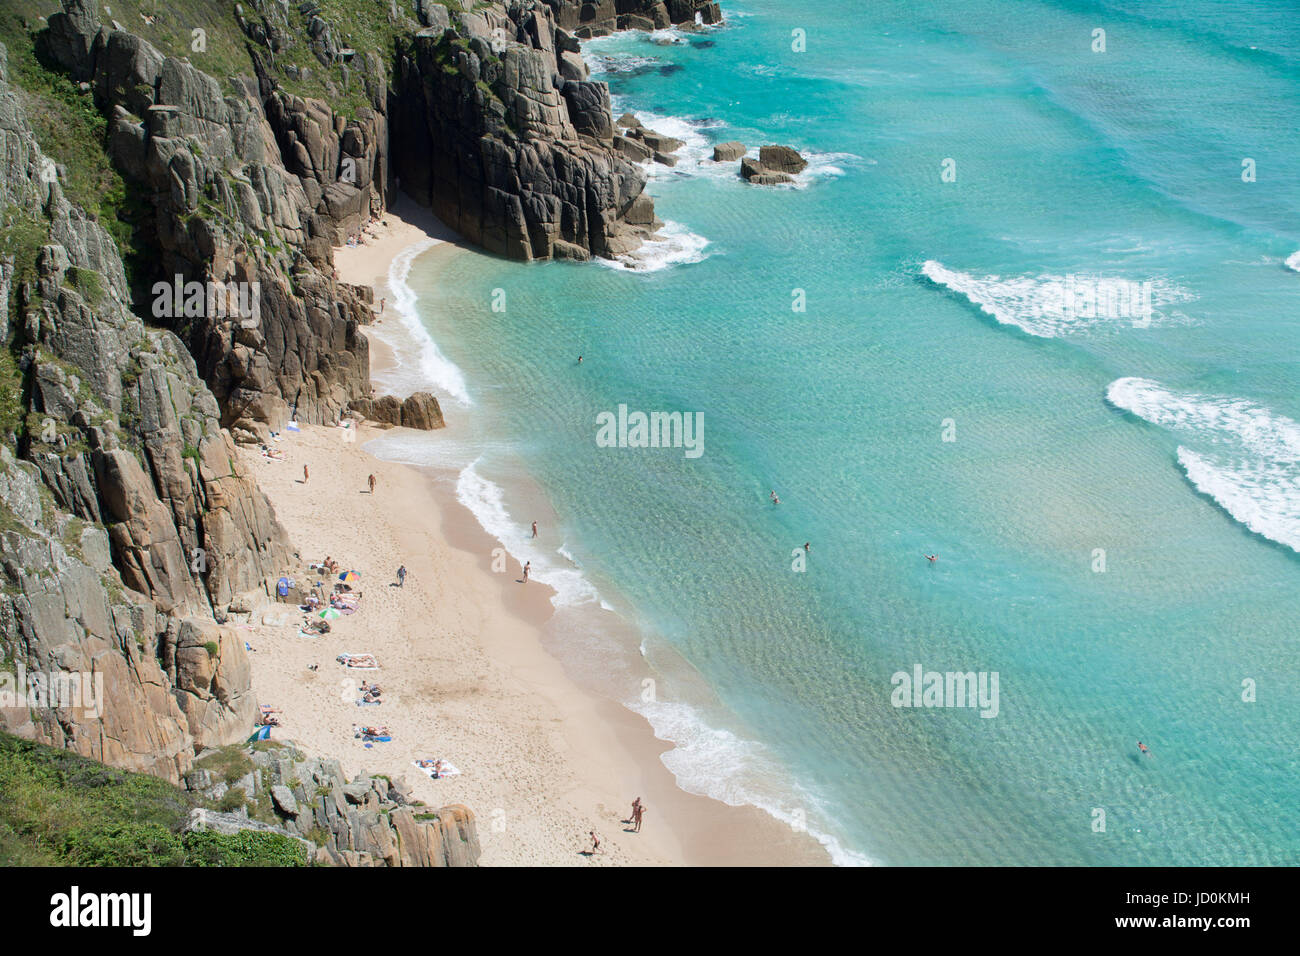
[628,797,642,824]
[368,473,376,495]
[522,561,530,583]
[380,297,386,315]
[303,464,309,484]
[531,520,538,538]
[589,830,600,855]
[396,565,407,588]
[633,803,646,832]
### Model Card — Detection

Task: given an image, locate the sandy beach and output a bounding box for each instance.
[241,200,830,866]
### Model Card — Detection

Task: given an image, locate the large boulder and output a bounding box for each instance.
[400,392,445,430]
[713,141,746,162]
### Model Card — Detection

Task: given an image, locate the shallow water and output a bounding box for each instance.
[376,0,1300,865]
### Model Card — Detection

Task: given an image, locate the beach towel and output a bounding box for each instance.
[286,421,300,432]
[355,700,382,706]
[412,760,461,778]
[248,725,272,742]
[361,734,391,743]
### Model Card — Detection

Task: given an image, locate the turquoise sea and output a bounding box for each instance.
[369,0,1300,865]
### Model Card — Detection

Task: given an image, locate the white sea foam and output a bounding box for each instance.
[599,219,711,272]
[923,260,1194,338]
[455,460,601,608]
[384,239,472,406]
[1106,377,1300,552]
[630,696,875,866]
[1285,250,1300,272]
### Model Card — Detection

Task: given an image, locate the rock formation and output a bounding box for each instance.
[741,144,808,185]
[184,742,481,867]
[43,0,377,434]
[0,36,288,781]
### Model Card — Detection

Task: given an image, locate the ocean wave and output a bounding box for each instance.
[455,460,601,607]
[384,239,473,406]
[1106,377,1300,552]
[629,696,875,866]
[599,219,711,272]
[584,52,663,76]
[923,260,1194,338]
[1286,250,1300,272]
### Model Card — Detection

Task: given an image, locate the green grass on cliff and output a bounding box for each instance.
[0,732,308,866]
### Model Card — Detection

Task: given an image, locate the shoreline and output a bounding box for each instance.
[249,198,832,865]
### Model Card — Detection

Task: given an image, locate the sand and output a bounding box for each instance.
[240,199,831,866]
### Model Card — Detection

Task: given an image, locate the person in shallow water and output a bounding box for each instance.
[925,554,938,563]
[770,490,780,505]
[1138,741,1151,756]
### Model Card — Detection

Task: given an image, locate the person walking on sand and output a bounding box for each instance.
[303,464,309,484]
[522,561,530,583]
[589,830,600,855]
[633,803,646,832]
[368,473,376,495]
[396,565,407,588]
[531,520,538,538]
[628,796,642,824]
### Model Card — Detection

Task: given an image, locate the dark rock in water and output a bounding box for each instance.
[694,40,716,48]
[713,141,746,162]
[659,64,684,76]
[740,145,807,184]
[759,144,810,174]
[638,129,686,153]
[741,156,794,185]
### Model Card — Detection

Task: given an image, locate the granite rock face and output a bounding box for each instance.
[0,38,288,781]
[741,145,807,185]
[185,743,482,866]
[43,0,376,433]
[389,0,718,261]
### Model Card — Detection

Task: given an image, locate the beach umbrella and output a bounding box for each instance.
[319,608,341,620]
[339,570,361,584]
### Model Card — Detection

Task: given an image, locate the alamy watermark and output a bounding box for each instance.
[1033,276,1154,327]
[152,275,261,329]
[0,663,104,719]
[891,664,999,718]
[595,404,704,459]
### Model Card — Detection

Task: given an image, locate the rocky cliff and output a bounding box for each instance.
[42,0,377,437]
[0,0,719,863]
[0,37,287,779]
[390,0,720,260]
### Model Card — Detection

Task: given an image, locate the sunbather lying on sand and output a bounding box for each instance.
[338,653,379,667]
